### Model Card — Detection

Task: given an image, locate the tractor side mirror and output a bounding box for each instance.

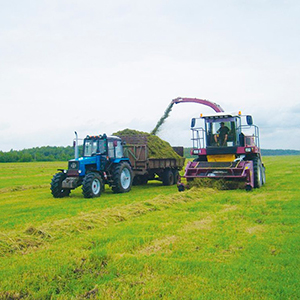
[246,115,253,126]
[191,118,196,128]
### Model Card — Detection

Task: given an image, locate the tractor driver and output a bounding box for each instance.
[214,122,230,146]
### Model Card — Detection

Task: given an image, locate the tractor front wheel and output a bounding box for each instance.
[82,173,103,198]
[51,172,71,198]
[112,162,133,193]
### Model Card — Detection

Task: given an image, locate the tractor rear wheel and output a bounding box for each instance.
[82,173,103,198]
[112,162,133,193]
[51,172,71,198]
[253,157,263,188]
[162,169,174,186]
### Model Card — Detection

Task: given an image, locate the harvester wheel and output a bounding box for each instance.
[112,162,133,193]
[162,169,174,186]
[82,172,103,198]
[262,164,266,185]
[253,157,263,188]
[51,172,71,198]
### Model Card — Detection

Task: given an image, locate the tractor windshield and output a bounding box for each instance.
[83,139,106,156]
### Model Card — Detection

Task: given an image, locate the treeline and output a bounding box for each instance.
[0,146,299,163]
[261,149,300,156]
[0,146,75,162]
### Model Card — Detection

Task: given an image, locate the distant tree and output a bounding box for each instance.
[19,152,33,162]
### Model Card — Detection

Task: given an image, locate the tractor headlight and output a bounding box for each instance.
[245,147,252,153]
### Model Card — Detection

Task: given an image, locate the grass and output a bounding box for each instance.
[0,157,299,299]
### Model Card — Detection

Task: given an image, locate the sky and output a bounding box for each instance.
[1,0,300,151]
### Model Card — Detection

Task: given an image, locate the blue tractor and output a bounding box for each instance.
[51,133,133,198]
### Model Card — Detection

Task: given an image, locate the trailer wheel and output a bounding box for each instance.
[172,170,180,185]
[162,169,174,186]
[253,157,263,188]
[112,162,133,193]
[133,174,148,185]
[51,172,71,198]
[82,172,103,198]
[140,174,148,185]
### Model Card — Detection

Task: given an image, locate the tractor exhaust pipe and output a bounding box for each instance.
[74,131,79,159]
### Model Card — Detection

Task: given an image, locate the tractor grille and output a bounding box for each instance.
[68,160,79,170]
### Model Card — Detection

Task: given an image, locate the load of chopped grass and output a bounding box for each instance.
[113,129,184,162]
[187,178,246,190]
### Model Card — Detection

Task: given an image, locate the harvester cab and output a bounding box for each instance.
[190,112,259,155]
[172,97,266,190]
[51,133,133,198]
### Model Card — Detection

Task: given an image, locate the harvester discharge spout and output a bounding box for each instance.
[171,97,225,113]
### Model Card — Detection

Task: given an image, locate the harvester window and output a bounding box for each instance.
[206,119,237,147]
[227,122,237,146]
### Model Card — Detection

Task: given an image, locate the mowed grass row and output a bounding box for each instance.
[0,157,299,299]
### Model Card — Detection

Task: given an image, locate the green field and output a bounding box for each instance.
[0,157,299,299]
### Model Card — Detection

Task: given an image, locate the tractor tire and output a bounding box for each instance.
[112,162,133,193]
[51,172,71,198]
[172,169,180,185]
[253,157,263,188]
[82,173,103,198]
[133,174,148,186]
[140,174,148,185]
[262,164,266,185]
[162,169,174,186]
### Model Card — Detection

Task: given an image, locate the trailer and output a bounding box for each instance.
[117,134,185,186]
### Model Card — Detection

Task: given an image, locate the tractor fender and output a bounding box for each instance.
[112,158,131,165]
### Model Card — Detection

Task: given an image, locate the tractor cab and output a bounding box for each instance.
[83,134,124,159]
[67,134,126,178]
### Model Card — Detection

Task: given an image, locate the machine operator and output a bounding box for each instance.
[214,122,230,146]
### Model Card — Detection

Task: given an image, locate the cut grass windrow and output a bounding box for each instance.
[0,188,218,256]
